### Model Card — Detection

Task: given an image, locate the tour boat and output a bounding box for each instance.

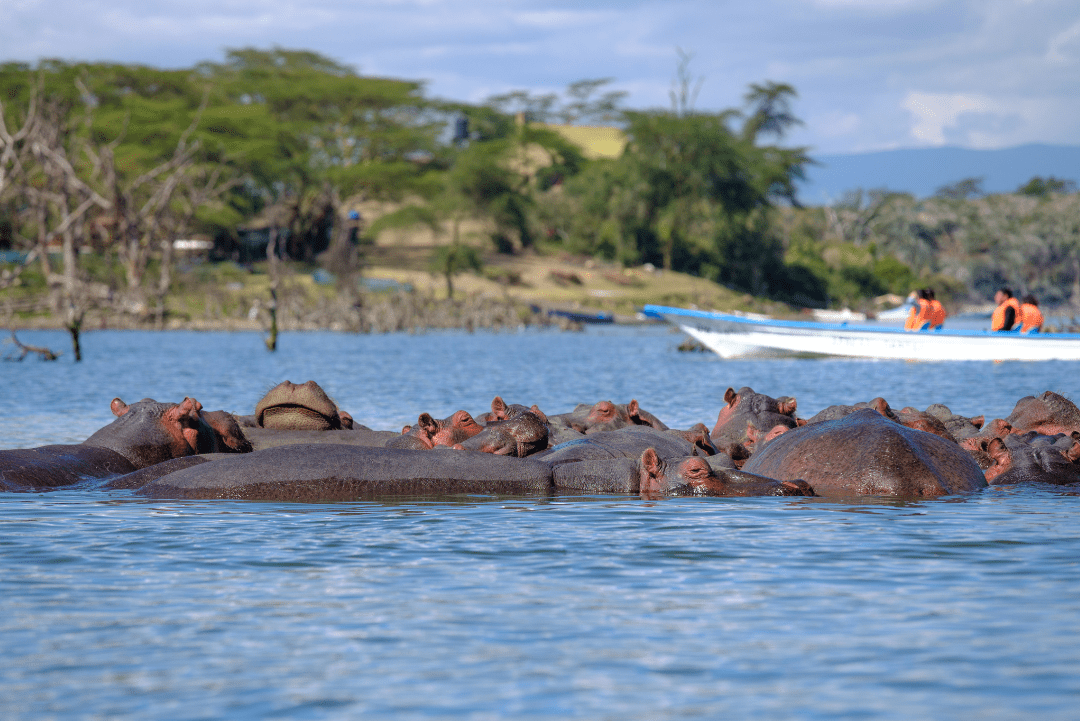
[643,304,1080,361]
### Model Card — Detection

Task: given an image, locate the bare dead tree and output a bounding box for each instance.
[4,331,60,361]
[153,163,239,328]
[84,90,208,318]
[0,82,42,291]
[265,225,280,351]
[21,96,113,360]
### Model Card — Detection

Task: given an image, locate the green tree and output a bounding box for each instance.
[935,177,984,200]
[1017,176,1077,198]
[429,243,483,298]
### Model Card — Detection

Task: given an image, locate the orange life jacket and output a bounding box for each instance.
[991,297,1021,331]
[1020,303,1043,332]
[905,298,931,331]
[927,299,946,328]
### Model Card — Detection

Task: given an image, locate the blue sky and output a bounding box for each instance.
[5,0,1079,154]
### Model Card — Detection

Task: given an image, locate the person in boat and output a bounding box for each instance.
[904,289,932,331]
[991,288,1022,332]
[926,288,946,330]
[1019,294,1043,333]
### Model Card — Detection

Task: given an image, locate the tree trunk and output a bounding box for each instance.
[265,227,279,352]
[155,237,174,330]
[60,221,83,362]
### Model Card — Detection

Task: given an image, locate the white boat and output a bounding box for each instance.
[644,304,1080,361]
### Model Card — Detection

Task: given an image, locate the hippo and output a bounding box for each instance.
[386,410,484,450]
[924,404,984,442]
[549,448,812,497]
[137,444,556,500]
[896,407,958,443]
[547,399,668,435]
[1004,391,1080,437]
[638,450,814,498]
[711,387,801,454]
[242,427,400,452]
[806,397,898,424]
[666,423,718,456]
[456,408,549,457]
[0,396,249,491]
[535,425,702,462]
[981,433,1080,485]
[474,396,546,425]
[533,426,803,496]
[251,380,350,430]
[743,409,987,498]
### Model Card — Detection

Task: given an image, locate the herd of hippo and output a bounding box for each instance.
[3,379,1080,501]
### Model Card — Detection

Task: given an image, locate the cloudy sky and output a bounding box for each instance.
[5,0,1079,154]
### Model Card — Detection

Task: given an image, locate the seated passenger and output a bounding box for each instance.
[1019,294,1043,334]
[926,288,946,330]
[904,289,931,331]
[991,288,1021,332]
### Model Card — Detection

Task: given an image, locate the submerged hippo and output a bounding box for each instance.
[711,387,801,455]
[1004,391,1080,437]
[386,410,485,450]
[0,396,250,491]
[980,433,1080,485]
[743,409,987,498]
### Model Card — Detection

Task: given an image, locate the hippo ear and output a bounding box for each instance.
[401,425,412,434]
[337,410,354,430]
[778,397,797,416]
[627,399,640,417]
[871,398,891,417]
[529,405,549,423]
[795,417,808,427]
[491,396,507,417]
[987,437,1011,467]
[111,398,130,417]
[970,415,985,430]
[417,413,437,434]
[1064,440,1080,464]
[723,387,737,406]
[166,398,202,427]
[639,448,664,492]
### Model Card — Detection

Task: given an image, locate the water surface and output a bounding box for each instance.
[2,326,1079,719]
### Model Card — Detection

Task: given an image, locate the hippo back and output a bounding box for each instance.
[744,409,986,498]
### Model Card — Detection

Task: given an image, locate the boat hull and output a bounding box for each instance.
[644,305,1080,361]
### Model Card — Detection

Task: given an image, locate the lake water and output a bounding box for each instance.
[3,326,1080,719]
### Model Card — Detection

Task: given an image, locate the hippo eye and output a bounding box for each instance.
[682,461,710,477]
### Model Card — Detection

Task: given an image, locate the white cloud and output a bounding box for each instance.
[1047,19,1080,63]
[903,92,991,145]
[2,0,1079,152]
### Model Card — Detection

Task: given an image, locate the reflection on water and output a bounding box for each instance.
[3,327,1080,719]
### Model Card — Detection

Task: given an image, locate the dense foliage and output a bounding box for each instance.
[2,49,1079,320]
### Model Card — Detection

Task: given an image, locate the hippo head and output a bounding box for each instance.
[422,410,483,447]
[1005,391,1080,437]
[572,400,632,434]
[638,449,718,498]
[85,396,213,468]
[982,434,1080,485]
[477,396,534,425]
[255,380,343,431]
[456,410,549,457]
[897,408,958,443]
[637,448,813,498]
[198,410,253,454]
[711,387,799,445]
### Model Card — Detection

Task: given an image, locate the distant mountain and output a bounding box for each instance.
[797,143,1080,204]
